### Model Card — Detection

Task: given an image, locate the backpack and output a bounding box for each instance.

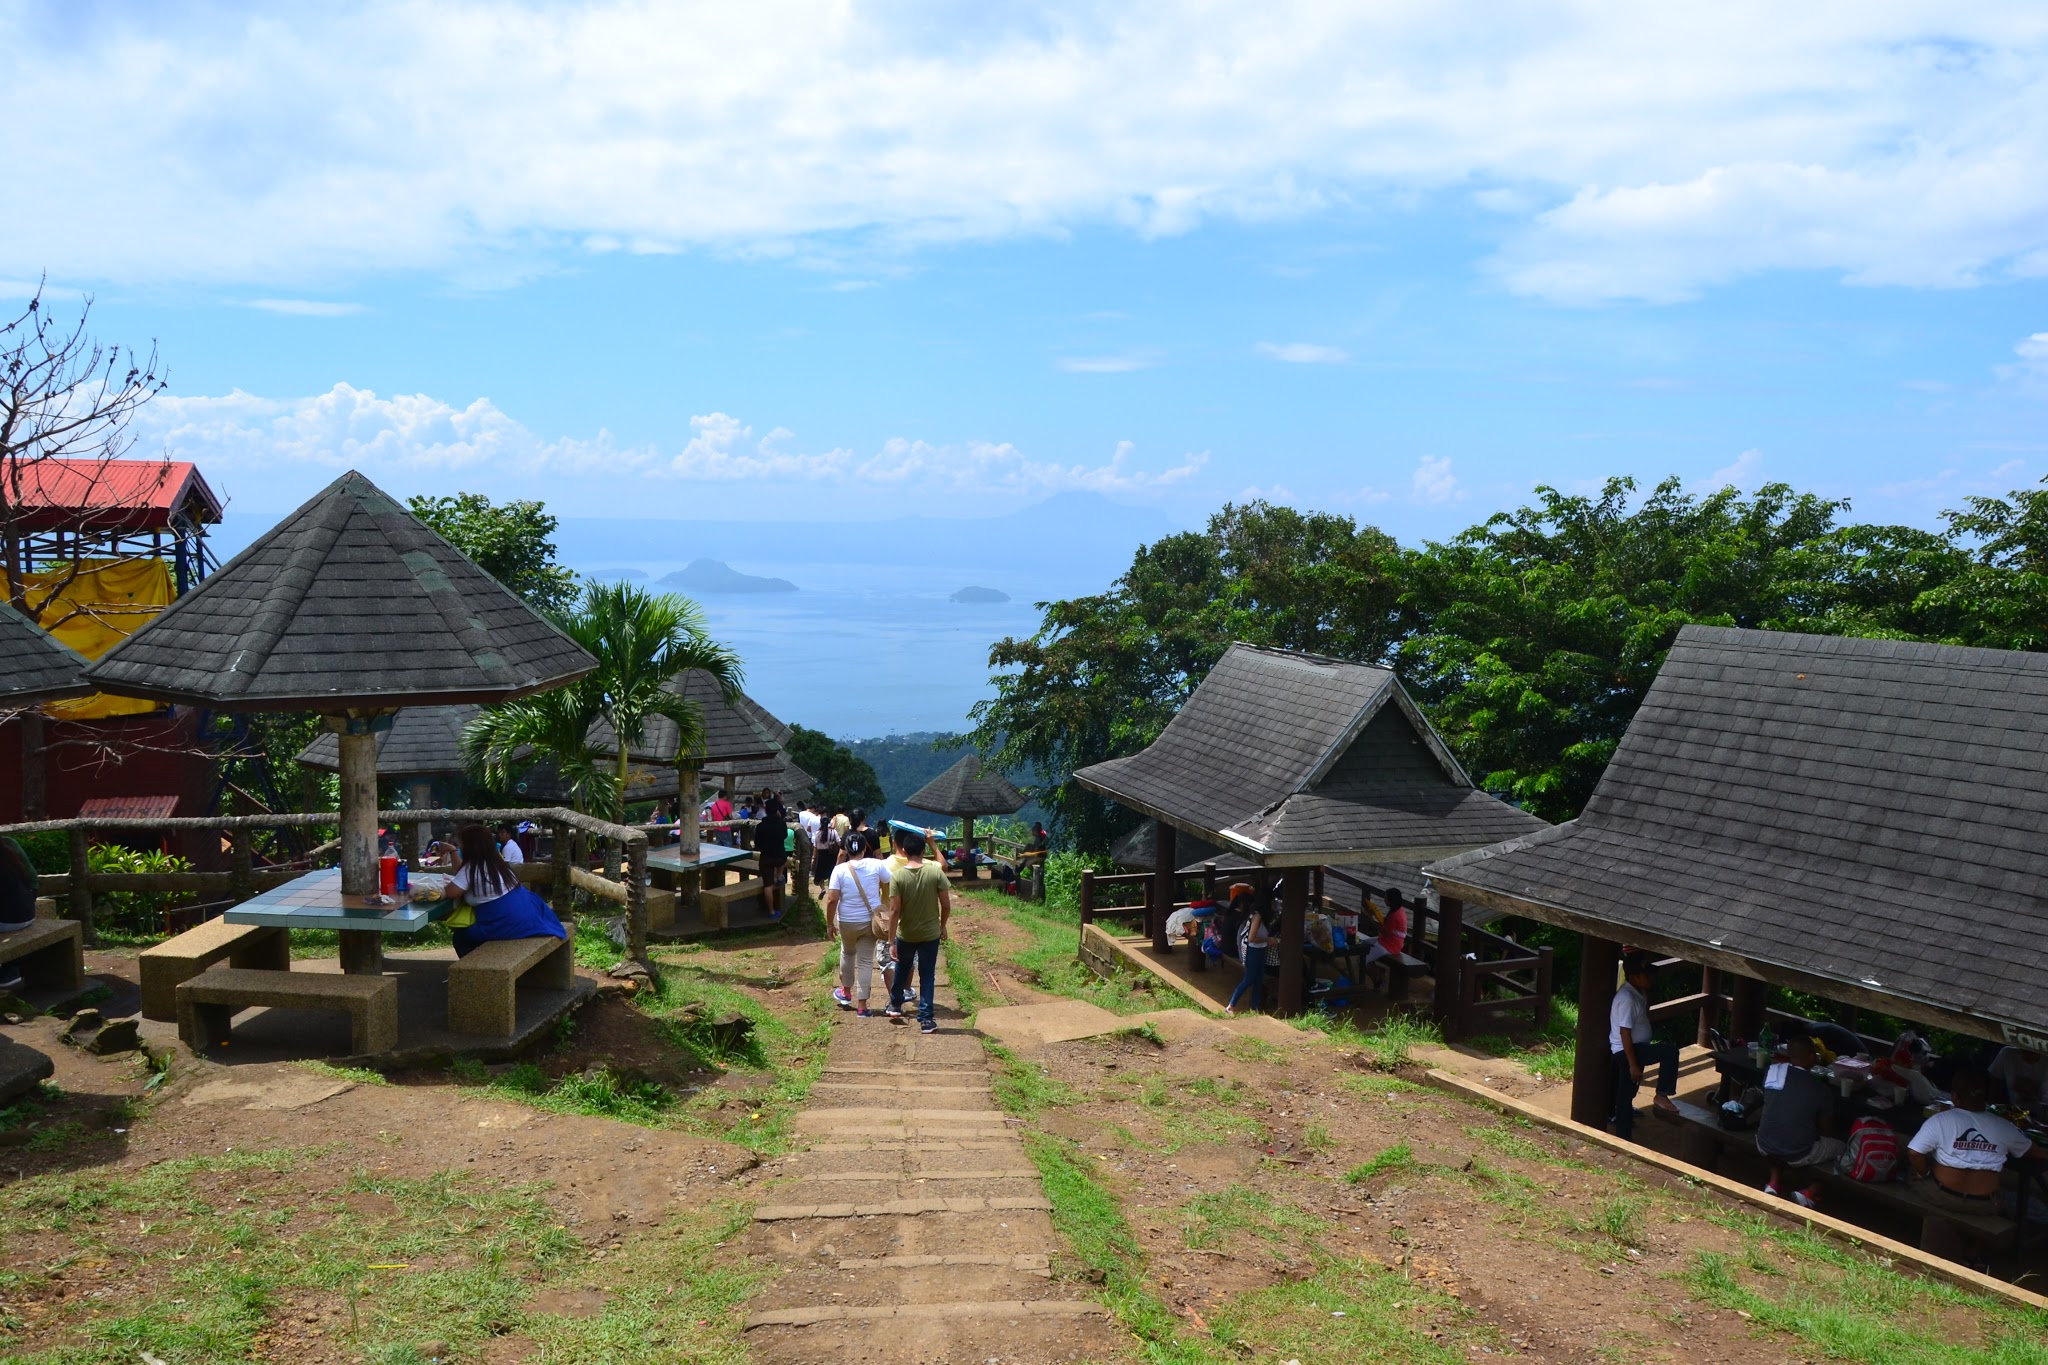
[1839,1116,1901,1182]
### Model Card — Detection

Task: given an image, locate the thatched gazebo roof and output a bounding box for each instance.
[583,669,784,765]
[296,704,478,777]
[82,470,597,710]
[906,753,1027,818]
[0,602,93,706]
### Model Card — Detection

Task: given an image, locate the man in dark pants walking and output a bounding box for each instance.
[885,829,952,1034]
[1611,952,1680,1138]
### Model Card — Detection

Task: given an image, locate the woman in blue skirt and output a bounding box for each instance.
[445,824,567,956]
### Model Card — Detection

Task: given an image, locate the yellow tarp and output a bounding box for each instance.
[23,559,172,719]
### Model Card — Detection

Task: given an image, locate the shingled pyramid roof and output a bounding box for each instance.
[1076,643,1545,866]
[906,753,1028,818]
[1429,625,2048,1043]
[82,471,596,711]
[0,601,93,706]
[584,669,785,765]
[297,704,479,776]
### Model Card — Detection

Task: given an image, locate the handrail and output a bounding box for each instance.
[0,806,647,848]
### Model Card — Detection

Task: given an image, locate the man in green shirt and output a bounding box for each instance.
[884,829,952,1033]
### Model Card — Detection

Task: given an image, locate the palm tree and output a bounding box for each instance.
[464,581,744,821]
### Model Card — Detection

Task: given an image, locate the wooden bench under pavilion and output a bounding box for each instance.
[1074,643,1548,1018]
[1427,626,2048,1257]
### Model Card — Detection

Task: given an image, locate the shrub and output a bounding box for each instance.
[87,844,194,939]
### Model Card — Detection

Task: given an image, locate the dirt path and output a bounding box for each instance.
[740,958,1132,1364]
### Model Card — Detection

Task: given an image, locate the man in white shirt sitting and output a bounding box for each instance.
[1609,953,1681,1139]
[495,821,525,865]
[1908,1070,2042,1201]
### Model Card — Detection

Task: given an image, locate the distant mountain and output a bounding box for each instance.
[659,558,797,594]
[951,585,1010,603]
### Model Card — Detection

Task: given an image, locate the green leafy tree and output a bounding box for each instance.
[1921,475,2048,651]
[465,582,743,820]
[1398,477,1849,822]
[784,725,885,815]
[408,492,580,614]
[970,501,1408,851]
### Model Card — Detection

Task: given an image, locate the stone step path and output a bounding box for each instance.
[742,971,1129,1365]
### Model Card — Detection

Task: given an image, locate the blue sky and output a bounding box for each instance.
[6,2,2047,544]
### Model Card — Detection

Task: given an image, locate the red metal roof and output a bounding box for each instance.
[4,458,223,533]
[77,793,181,820]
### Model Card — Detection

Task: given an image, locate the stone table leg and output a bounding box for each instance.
[338,930,384,975]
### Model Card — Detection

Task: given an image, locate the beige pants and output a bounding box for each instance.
[838,919,878,1001]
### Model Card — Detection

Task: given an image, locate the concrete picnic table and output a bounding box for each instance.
[224,867,446,974]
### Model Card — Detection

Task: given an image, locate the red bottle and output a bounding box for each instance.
[379,852,398,896]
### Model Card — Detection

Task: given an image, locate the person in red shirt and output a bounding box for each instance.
[707,791,734,845]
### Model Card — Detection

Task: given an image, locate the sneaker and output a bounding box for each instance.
[1762,1181,1783,1198]
[1793,1187,1821,1210]
[832,988,853,1011]
[920,1020,938,1035]
[884,1002,902,1019]
[856,1007,874,1018]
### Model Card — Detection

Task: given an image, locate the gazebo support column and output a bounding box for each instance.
[1276,867,1308,1017]
[676,762,702,924]
[1150,820,1174,953]
[1571,933,1622,1129]
[962,815,977,881]
[1432,894,1465,1037]
[334,725,384,976]
[1730,973,1767,1042]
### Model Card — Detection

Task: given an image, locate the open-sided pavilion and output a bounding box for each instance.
[1074,643,1546,1016]
[1428,624,2048,1128]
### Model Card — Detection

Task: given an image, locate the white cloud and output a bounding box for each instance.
[3,4,2046,303]
[144,386,1204,499]
[244,298,367,317]
[1334,484,1393,506]
[1256,341,1348,365]
[1056,354,1158,374]
[1698,448,1764,492]
[1412,455,1460,504]
[2005,332,2048,393]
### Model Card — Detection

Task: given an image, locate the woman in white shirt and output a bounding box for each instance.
[824,833,892,1016]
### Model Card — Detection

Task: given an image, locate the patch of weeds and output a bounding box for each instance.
[1345,1142,1418,1184]
[0,1081,63,1132]
[468,1063,676,1126]
[943,935,991,1015]
[987,1041,1076,1117]
[974,889,1195,1016]
[571,914,625,969]
[521,1202,758,1365]
[1301,1121,1334,1157]
[646,952,832,1155]
[299,1060,389,1086]
[1022,1131,1222,1364]
[1122,1020,1165,1047]
[1462,1119,1579,1168]
[1462,999,1578,1082]
[1578,1194,1646,1249]
[1452,1157,1541,1214]
[1205,1253,1477,1364]
[1178,1186,1326,1251]
[1307,1009,1441,1070]
[1221,1034,1285,1064]
[1341,1072,1423,1099]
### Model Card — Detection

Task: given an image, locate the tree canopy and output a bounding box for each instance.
[785,724,886,816]
[974,475,2048,846]
[409,492,580,614]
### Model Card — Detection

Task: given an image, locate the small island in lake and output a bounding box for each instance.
[951,585,1010,603]
[660,558,798,593]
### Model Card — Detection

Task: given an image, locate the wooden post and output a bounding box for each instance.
[791,826,812,903]
[676,762,702,926]
[1276,866,1308,1017]
[962,815,978,880]
[1533,944,1555,1033]
[1150,820,1174,953]
[20,712,46,821]
[67,824,93,944]
[1432,893,1466,1036]
[625,837,649,968]
[1572,934,1622,1128]
[551,819,573,909]
[229,828,254,906]
[1202,861,1217,902]
[1730,973,1767,1043]
[1697,965,1721,1047]
[1079,869,1095,925]
[1312,866,1324,910]
[402,779,431,863]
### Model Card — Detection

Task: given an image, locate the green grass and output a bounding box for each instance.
[1345,1142,1418,1184]
[1303,1009,1442,1070]
[1178,1185,1326,1251]
[1587,1194,1646,1248]
[986,1041,1077,1116]
[483,1064,676,1125]
[1463,998,1579,1082]
[297,1060,389,1086]
[967,888,1195,1016]
[0,1142,760,1365]
[943,935,992,1015]
[1204,1255,1474,1364]
[1685,1230,2048,1365]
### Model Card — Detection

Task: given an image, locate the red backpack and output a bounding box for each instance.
[1841,1117,1900,1182]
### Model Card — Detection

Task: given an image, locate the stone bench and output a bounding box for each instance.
[447,935,575,1037]
[0,918,84,997]
[139,919,291,1021]
[699,878,764,930]
[176,966,398,1056]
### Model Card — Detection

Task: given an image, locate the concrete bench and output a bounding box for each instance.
[1669,1098,2017,1249]
[699,878,764,930]
[139,919,291,1021]
[176,966,397,1056]
[0,918,84,997]
[447,935,575,1037]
